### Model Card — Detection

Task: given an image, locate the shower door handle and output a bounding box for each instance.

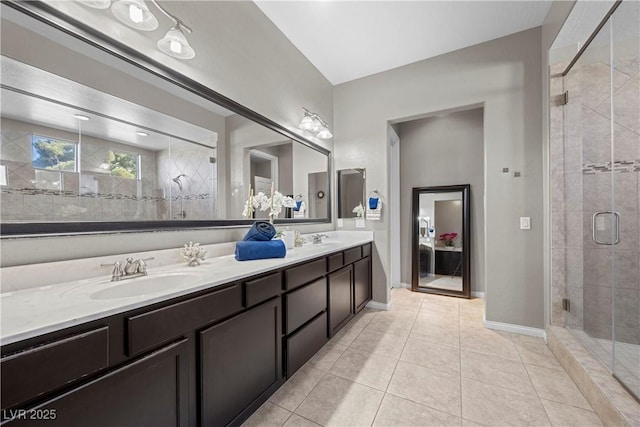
[592,211,620,245]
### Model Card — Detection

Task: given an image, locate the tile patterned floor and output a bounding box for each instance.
[243,288,604,427]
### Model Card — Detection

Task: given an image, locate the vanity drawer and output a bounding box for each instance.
[285,259,326,291]
[362,243,371,257]
[286,312,328,376]
[245,272,282,308]
[1,326,109,409]
[285,278,327,334]
[127,284,242,356]
[327,253,344,272]
[343,246,362,265]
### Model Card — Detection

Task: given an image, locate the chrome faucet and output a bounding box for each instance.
[312,234,329,244]
[100,257,155,282]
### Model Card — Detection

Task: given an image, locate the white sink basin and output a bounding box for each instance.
[67,272,205,300]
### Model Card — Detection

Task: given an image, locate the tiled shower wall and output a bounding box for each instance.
[551,53,640,345]
[156,144,216,221]
[0,118,217,222]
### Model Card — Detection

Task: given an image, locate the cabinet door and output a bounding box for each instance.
[354,257,371,313]
[200,298,281,427]
[2,339,190,427]
[329,266,353,337]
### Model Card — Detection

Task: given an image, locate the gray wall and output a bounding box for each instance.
[334,27,544,328]
[1,3,334,267]
[398,109,485,293]
[434,201,463,247]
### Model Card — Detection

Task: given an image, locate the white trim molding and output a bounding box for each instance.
[484,318,547,339]
[471,291,485,298]
[366,300,392,311]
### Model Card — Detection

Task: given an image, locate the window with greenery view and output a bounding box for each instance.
[31,135,77,172]
[109,149,140,179]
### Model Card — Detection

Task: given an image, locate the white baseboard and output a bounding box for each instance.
[471,291,485,298]
[393,282,411,289]
[366,300,391,311]
[483,318,546,339]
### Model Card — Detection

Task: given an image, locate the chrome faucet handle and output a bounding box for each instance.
[137,257,155,274]
[100,261,123,281]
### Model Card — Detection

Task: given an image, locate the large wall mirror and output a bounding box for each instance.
[336,168,365,218]
[411,185,470,298]
[0,1,331,236]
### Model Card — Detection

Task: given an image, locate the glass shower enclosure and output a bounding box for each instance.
[550,0,639,401]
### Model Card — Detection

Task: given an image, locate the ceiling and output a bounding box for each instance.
[255,1,553,85]
[1,57,216,151]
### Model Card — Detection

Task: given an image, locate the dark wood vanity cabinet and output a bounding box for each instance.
[434,250,462,276]
[2,339,190,426]
[200,298,282,427]
[328,243,372,337]
[329,266,354,336]
[1,243,373,427]
[354,256,372,313]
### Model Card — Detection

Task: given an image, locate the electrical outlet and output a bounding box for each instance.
[337,218,343,227]
[520,217,531,230]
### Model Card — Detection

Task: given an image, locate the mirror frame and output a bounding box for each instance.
[411,184,470,298]
[1,0,331,236]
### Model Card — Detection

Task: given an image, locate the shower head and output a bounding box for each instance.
[172,174,186,191]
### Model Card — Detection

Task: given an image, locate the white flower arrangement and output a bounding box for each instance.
[352,202,365,218]
[242,186,296,223]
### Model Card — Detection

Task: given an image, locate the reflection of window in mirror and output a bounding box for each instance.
[108,149,140,180]
[32,135,78,172]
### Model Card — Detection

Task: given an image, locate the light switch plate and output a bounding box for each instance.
[355,218,366,228]
[337,218,343,227]
[520,217,531,230]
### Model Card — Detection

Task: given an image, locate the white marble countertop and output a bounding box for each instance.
[0,231,373,346]
[434,247,462,252]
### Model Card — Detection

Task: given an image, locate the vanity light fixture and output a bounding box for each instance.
[150,0,195,59]
[74,114,91,121]
[298,108,332,139]
[85,0,196,59]
[111,0,158,31]
[157,24,195,59]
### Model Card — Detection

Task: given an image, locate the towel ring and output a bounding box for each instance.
[368,190,380,199]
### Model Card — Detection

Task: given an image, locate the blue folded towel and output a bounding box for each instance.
[235,240,286,261]
[243,221,276,241]
[369,196,379,209]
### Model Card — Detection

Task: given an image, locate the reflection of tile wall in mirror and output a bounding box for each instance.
[0,57,219,223]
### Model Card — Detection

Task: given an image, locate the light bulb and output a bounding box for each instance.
[111,0,158,31]
[311,118,322,133]
[157,27,195,59]
[129,3,143,23]
[170,40,182,54]
[299,115,314,130]
[317,127,333,139]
